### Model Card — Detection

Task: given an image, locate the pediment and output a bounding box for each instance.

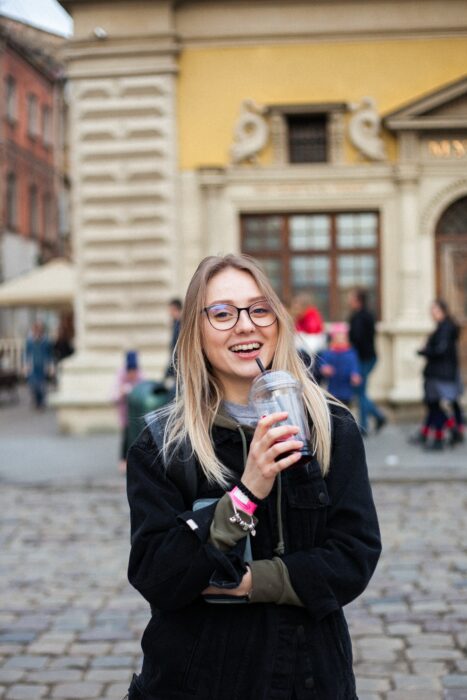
[385,75,467,131]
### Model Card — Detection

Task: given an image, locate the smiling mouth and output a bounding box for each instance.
[229,342,262,354]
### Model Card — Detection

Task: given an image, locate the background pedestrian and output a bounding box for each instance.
[164,297,183,382]
[414,299,464,450]
[317,322,361,406]
[24,321,53,410]
[348,288,386,435]
[112,350,144,473]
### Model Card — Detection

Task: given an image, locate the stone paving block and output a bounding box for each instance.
[407,647,462,661]
[90,655,134,667]
[442,676,467,689]
[454,661,467,673]
[26,670,83,683]
[443,692,467,700]
[111,642,140,655]
[386,691,442,700]
[412,662,449,676]
[27,641,70,655]
[0,645,24,658]
[407,634,456,647]
[393,673,442,690]
[356,694,382,700]
[68,643,111,656]
[356,677,391,692]
[0,673,24,685]
[51,682,104,699]
[387,623,421,635]
[48,657,89,670]
[5,685,47,699]
[3,657,48,670]
[355,662,410,677]
[104,682,129,698]
[357,636,404,650]
[85,668,132,682]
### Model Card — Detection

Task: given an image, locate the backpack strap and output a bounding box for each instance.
[144,410,199,505]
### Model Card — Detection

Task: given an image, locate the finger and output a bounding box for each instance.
[268,438,304,460]
[275,449,303,470]
[266,424,300,444]
[255,412,289,434]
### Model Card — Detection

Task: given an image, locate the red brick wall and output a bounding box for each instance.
[3,41,60,255]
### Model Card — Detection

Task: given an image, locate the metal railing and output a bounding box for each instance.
[0,337,23,374]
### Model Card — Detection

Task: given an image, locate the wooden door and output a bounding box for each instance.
[436,196,467,385]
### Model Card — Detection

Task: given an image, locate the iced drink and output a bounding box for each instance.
[249,369,313,466]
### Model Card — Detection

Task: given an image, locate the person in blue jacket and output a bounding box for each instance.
[24,321,53,409]
[317,323,361,406]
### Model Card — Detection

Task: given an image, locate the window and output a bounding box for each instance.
[242,212,380,320]
[27,94,39,137]
[5,76,17,122]
[42,105,52,145]
[29,185,39,237]
[6,173,17,228]
[287,114,327,163]
[43,193,54,240]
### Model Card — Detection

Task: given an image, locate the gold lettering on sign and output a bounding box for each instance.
[428,139,467,159]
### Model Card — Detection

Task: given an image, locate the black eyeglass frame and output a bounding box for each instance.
[202,302,277,331]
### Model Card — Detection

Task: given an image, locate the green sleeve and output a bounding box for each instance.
[209,493,257,551]
[249,558,304,606]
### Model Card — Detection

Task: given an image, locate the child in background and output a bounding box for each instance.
[317,323,361,406]
[112,350,144,473]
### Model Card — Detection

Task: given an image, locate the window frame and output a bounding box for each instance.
[27,93,39,138]
[42,104,52,146]
[6,172,17,229]
[241,211,381,320]
[29,184,39,238]
[5,75,17,123]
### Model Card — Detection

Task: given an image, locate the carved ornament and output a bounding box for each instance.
[348,97,386,162]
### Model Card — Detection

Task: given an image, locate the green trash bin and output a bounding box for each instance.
[127,380,170,448]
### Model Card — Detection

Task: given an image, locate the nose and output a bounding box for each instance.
[235,308,255,332]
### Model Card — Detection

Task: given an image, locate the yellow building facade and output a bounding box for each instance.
[58,0,467,431]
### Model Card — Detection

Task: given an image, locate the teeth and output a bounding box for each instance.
[231,343,261,352]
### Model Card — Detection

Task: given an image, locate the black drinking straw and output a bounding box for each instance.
[256,358,266,373]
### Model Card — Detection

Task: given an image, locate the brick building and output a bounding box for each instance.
[0,21,69,335]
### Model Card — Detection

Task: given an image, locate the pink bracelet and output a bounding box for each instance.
[228,486,257,516]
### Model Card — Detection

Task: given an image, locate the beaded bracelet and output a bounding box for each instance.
[228,498,257,537]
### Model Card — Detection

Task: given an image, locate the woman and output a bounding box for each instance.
[414,299,464,450]
[126,254,381,700]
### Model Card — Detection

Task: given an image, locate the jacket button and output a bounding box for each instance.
[305,676,315,689]
[318,491,327,504]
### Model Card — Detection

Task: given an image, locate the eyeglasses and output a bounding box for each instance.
[203,301,277,330]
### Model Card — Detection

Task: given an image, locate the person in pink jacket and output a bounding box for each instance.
[112,350,144,473]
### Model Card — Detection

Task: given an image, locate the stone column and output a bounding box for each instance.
[55,2,179,432]
[388,160,428,403]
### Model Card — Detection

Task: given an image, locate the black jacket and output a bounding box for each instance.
[348,308,377,362]
[419,318,460,382]
[126,405,381,700]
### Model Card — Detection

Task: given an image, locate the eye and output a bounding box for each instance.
[209,305,236,321]
[250,303,272,317]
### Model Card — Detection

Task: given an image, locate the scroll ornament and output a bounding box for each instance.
[230,99,269,165]
[348,97,386,161]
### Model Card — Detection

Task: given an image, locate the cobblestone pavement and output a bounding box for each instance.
[1,477,466,700]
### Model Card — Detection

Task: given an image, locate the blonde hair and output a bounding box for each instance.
[162,254,332,486]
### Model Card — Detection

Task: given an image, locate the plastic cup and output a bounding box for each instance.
[249,370,313,466]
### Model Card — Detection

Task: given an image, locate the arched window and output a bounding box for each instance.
[436,196,467,235]
[6,172,17,229]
